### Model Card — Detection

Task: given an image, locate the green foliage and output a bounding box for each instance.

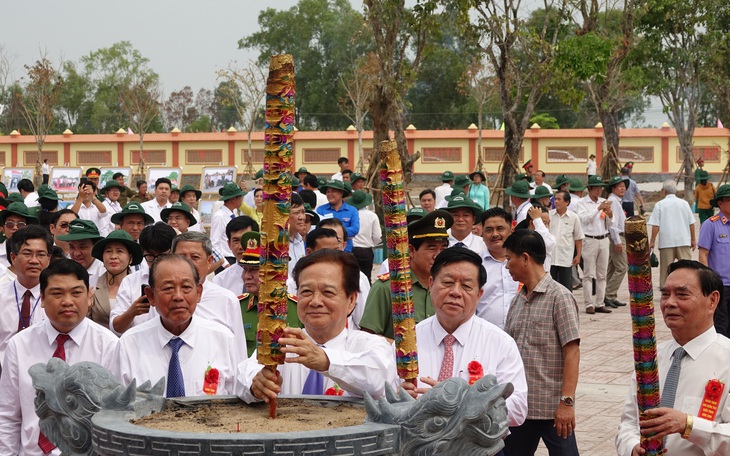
[529,113,560,129]
[555,32,612,84]
[214,81,243,130]
[189,115,212,133]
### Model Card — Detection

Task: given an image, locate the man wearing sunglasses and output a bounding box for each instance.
[48,209,79,257]
[0,202,40,268]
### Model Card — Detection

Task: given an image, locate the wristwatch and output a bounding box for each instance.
[560,395,574,406]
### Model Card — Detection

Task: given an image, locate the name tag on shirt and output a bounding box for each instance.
[320,213,334,220]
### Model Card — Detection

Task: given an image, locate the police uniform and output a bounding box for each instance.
[238,293,301,357]
[698,211,730,336]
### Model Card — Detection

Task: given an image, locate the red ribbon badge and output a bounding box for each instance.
[203,366,219,395]
[325,384,345,396]
[468,361,484,385]
[698,379,724,421]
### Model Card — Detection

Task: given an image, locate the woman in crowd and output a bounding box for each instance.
[239,187,264,226]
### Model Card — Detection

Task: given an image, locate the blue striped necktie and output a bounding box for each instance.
[660,347,686,408]
[166,338,186,398]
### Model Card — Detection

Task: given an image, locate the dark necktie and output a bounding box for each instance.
[660,347,686,408]
[38,334,71,453]
[18,290,31,332]
[166,338,186,398]
[454,242,465,248]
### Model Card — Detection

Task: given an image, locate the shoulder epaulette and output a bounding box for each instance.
[378,273,390,282]
[238,293,250,301]
[288,293,297,302]
[710,215,721,222]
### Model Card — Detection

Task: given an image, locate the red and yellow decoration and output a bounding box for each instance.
[698,379,725,421]
[467,361,484,386]
[203,366,219,395]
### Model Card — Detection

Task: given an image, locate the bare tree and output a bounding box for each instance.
[458,59,499,174]
[216,61,266,177]
[120,76,161,175]
[0,45,14,103]
[20,57,62,185]
[339,54,377,174]
[163,86,196,131]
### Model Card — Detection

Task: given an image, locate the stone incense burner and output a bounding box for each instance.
[30,358,512,456]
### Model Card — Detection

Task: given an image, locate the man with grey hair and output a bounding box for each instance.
[171,231,247,357]
[648,180,696,287]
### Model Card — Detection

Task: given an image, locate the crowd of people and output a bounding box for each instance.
[0,156,728,455]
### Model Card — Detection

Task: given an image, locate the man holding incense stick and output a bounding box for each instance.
[616,260,730,455]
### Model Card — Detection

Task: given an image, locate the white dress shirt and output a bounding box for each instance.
[87,258,106,289]
[239,327,398,402]
[549,209,584,268]
[113,316,238,397]
[616,328,730,455]
[331,171,343,181]
[353,208,382,248]
[194,281,247,358]
[23,192,39,208]
[647,194,695,249]
[434,183,452,208]
[289,233,305,272]
[0,318,117,456]
[76,202,105,227]
[141,199,171,224]
[188,208,204,233]
[100,199,123,236]
[607,193,626,245]
[514,200,533,224]
[211,264,245,295]
[577,195,611,236]
[109,268,153,335]
[314,190,328,209]
[532,218,555,272]
[448,231,488,256]
[568,194,582,213]
[529,181,553,194]
[478,250,519,329]
[0,280,44,366]
[416,315,528,427]
[587,159,597,175]
[210,205,236,258]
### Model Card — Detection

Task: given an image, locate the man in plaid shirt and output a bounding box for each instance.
[502,230,581,455]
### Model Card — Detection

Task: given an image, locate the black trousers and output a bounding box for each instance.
[715,286,730,337]
[504,419,579,456]
[352,247,374,285]
[622,201,635,217]
[550,265,573,291]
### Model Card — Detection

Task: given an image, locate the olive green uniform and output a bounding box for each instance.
[238,293,302,357]
[359,274,434,340]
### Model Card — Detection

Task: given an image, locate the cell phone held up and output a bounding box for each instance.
[140,284,149,303]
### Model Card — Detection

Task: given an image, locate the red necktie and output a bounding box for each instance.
[437,334,457,382]
[38,334,71,453]
[17,290,31,332]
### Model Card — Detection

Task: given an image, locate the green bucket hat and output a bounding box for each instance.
[454,175,474,189]
[0,202,40,225]
[445,189,465,202]
[57,218,103,242]
[554,174,570,188]
[291,176,300,189]
[304,203,320,225]
[515,173,530,182]
[568,178,586,192]
[711,184,730,207]
[179,184,202,201]
[348,190,372,209]
[440,171,455,182]
[295,167,309,177]
[607,175,630,189]
[218,181,246,201]
[317,177,327,188]
[698,170,710,181]
[238,231,262,266]
[254,168,264,180]
[533,185,553,199]
[170,185,180,194]
[504,180,532,199]
[586,175,607,188]
[161,201,197,227]
[351,172,365,183]
[101,180,122,194]
[6,193,24,204]
[446,194,483,218]
[320,179,351,197]
[407,207,427,223]
[37,185,59,201]
[111,202,155,225]
[0,182,7,198]
[91,229,144,266]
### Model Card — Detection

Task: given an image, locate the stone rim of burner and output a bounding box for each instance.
[91,395,401,456]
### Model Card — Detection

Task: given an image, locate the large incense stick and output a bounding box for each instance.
[258,54,295,418]
[625,216,664,455]
[379,140,418,383]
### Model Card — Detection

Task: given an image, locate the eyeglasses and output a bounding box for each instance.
[143,252,170,263]
[16,250,49,260]
[4,221,27,229]
[56,222,71,229]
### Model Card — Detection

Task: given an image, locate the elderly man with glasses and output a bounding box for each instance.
[0,202,40,267]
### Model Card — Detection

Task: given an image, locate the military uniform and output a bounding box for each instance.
[238,293,302,357]
[698,212,730,336]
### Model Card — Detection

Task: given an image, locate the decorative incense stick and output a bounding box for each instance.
[379,140,418,383]
[258,54,295,418]
[625,216,664,455]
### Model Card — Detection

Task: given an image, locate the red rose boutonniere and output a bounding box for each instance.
[468,361,484,385]
[325,384,345,396]
[203,366,219,395]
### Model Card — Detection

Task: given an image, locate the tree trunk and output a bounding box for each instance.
[138,133,146,176]
[678,132,695,203]
[476,102,484,173]
[600,110,621,180]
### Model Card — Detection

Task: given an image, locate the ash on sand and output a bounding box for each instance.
[134,399,367,433]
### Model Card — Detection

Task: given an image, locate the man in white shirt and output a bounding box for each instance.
[18,179,39,208]
[349,190,381,284]
[99,180,123,236]
[302,174,328,208]
[140,177,172,223]
[211,216,259,294]
[49,209,77,256]
[0,202,40,267]
[504,180,533,224]
[180,184,204,233]
[605,175,629,308]
[240,249,398,402]
[446,194,487,255]
[567,178,585,213]
[549,191,584,291]
[289,193,306,271]
[529,170,553,195]
[57,219,105,289]
[616,261,730,455]
[649,179,696,287]
[576,175,614,315]
[478,207,519,329]
[41,159,50,184]
[110,202,154,242]
[70,181,107,227]
[331,157,349,181]
[210,181,245,263]
[401,247,528,428]
[586,154,597,177]
[0,226,52,366]
[0,259,117,456]
[434,171,454,208]
[113,254,239,397]
[161,201,197,234]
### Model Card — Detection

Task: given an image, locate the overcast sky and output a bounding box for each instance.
[2,0,667,126]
